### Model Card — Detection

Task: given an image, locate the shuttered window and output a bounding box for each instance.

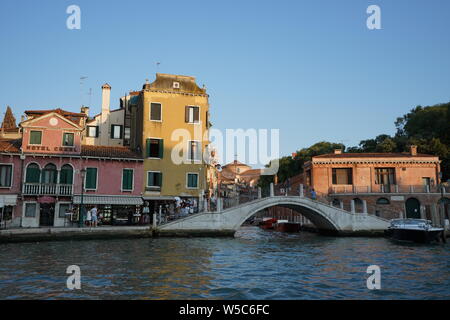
[85,168,98,189]
[122,169,133,191]
[0,165,12,187]
[188,141,201,161]
[25,164,41,183]
[63,133,74,146]
[25,203,37,218]
[60,165,73,184]
[146,138,163,158]
[185,106,200,123]
[29,131,42,145]
[111,125,123,139]
[150,103,162,121]
[87,126,99,138]
[332,168,353,185]
[187,173,198,188]
[147,171,162,188]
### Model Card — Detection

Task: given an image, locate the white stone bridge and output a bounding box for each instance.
[156,195,390,237]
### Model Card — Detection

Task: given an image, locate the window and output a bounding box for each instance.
[422,177,431,186]
[41,164,57,184]
[187,173,199,189]
[85,168,98,190]
[25,164,40,183]
[147,171,162,189]
[332,168,353,185]
[58,203,71,218]
[87,126,99,138]
[150,103,162,121]
[29,131,42,145]
[111,125,123,139]
[124,127,131,140]
[376,198,390,205]
[146,138,163,158]
[188,141,201,161]
[185,106,200,123]
[63,133,74,146]
[25,203,37,218]
[375,168,396,185]
[0,164,12,188]
[60,164,73,184]
[122,169,134,191]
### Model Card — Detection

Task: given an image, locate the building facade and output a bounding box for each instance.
[0,109,143,228]
[129,73,212,213]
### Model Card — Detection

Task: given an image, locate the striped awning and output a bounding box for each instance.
[0,195,18,207]
[73,195,143,205]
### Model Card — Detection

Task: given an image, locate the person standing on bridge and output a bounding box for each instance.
[311,188,317,201]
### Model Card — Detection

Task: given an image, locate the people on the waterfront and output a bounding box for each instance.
[86,208,92,227]
[91,206,98,227]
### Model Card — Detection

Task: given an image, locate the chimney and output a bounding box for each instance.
[334,149,343,155]
[101,83,111,115]
[410,145,418,156]
[80,106,89,117]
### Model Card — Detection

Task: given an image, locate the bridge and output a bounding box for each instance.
[155,186,390,237]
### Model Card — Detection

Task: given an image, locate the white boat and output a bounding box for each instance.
[385,219,444,243]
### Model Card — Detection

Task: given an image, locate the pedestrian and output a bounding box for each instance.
[311,188,317,201]
[91,205,98,227]
[86,207,92,227]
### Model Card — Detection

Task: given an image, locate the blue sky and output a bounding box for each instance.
[0,0,449,162]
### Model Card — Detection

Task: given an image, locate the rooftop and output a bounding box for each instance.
[142,73,207,95]
[312,152,437,159]
[81,145,143,160]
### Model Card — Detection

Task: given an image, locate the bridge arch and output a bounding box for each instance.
[231,197,342,234]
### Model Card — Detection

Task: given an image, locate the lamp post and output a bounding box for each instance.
[79,168,86,228]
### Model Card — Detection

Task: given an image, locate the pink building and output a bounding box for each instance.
[0,109,144,228]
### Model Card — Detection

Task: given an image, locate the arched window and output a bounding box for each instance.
[353,198,363,212]
[60,164,74,185]
[332,199,341,207]
[376,198,390,205]
[41,164,57,184]
[25,163,41,183]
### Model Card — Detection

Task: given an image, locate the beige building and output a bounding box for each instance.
[83,84,127,147]
[129,73,213,211]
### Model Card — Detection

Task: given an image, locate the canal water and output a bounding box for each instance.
[0,227,449,300]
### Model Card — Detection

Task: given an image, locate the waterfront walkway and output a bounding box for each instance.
[0,226,153,243]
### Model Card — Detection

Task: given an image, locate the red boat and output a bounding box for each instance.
[274,220,301,233]
[259,218,277,230]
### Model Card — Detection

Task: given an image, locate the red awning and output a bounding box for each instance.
[38,196,56,204]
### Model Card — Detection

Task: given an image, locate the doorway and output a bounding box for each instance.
[405,198,421,219]
[39,203,55,227]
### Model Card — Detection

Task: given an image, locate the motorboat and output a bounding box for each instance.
[259,218,277,230]
[385,219,444,243]
[274,220,301,233]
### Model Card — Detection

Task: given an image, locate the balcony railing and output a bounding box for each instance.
[330,184,449,195]
[22,183,73,196]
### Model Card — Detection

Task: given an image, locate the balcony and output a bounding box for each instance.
[22,183,73,196]
[330,184,449,195]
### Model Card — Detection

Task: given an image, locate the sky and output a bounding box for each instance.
[0,0,449,165]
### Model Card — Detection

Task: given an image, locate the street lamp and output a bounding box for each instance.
[79,168,86,228]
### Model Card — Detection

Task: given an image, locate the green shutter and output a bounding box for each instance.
[159,139,164,159]
[122,169,133,190]
[158,172,162,187]
[30,131,42,145]
[26,166,40,183]
[110,125,114,139]
[185,106,190,122]
[86,168,97,189]
[146,139,151,158]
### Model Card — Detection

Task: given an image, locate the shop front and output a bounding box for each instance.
[73,195,145,226]
[0,195,18,229]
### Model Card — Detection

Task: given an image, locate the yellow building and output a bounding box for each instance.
[129,73,212,211]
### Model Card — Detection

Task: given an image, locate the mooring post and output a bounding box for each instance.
[299,184,304,197]
[159,205,162,225]
[258,187,262,199]
[350,200,356,214]
[217,197,222,212]
[152,213,157,228]
[270,183,274,197]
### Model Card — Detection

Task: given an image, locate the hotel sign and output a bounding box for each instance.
[26,145,77,152]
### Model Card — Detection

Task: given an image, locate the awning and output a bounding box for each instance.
[38,196,56,204]
[0,195,18,207]
[73,195,143,205]
[143,196,176,201]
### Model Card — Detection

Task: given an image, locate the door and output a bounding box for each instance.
[405,198,421,219]
[39,204,55,227]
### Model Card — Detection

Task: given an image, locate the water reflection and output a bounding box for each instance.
[0,227,449,299]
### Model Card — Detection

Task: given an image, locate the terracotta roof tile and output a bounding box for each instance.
[0,139,21,153]
[81,145,143,160]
